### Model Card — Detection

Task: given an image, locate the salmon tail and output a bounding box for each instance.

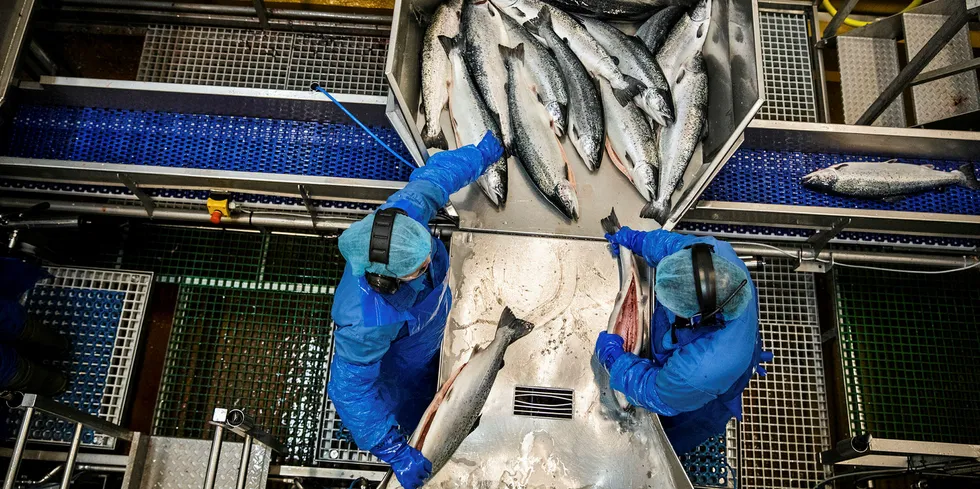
[612,75,645,107]
[523,5,552,36]
[497,306,534,343]
[437,34,458,55]
[422,123,449,150]
[958,162,979,190]
[640,197,670,225]
[600,207,621,235]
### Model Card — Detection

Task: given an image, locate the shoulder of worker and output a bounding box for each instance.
[332,263,413,329]
[664,310,759,395]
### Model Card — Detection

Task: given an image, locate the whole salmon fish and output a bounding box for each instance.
[600,208,652,411]
[380,307,535,488]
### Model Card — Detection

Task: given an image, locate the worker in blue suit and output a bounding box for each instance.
[596,228,771,456]
[328,131,503,489]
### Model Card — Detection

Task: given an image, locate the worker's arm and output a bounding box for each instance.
[382,132,503,224]
[328,322,432,488]
[601,332,736,416]
[327,321,404,451]
[606,228,716,267]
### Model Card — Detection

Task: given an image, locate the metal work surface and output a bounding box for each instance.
[835,267,980,444]
[902,13,979,125]
[740,259,830,488]
[438,232,691,488]
[140,436,271,489]
[5,268,151,449]
[3,105,413,182]
[138,25,390,97]
[756,9,819,122]
[837,37,906,127]
[153,284,332,464]
[700,149,980,215]
[386,0,764,236]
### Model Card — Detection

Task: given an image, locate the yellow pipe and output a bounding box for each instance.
[821,0,923,28]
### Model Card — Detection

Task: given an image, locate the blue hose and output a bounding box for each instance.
[310,83,416,171]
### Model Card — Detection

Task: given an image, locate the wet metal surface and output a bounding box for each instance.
[428,232,691,489]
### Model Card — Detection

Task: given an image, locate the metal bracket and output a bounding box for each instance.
[820,0,860,43]
[252,0,269,28]
[117,174,155,217]
[796,218,850,273]
[297,184,318,231]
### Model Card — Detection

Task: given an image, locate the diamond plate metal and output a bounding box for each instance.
[757,9,819,122]
[838,37,907,127]
[903,13,980,125]
[739,260,831,489]
[140,436,271,489]
[137,25,389,96]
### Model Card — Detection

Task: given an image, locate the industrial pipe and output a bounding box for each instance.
[0,198,357,231]
[49,7,392,35]
[731,243,978,269]
[53,0,393,25]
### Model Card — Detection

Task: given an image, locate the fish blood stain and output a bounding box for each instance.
[615,278,639,352]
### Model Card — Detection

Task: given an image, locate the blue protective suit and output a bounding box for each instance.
[609,230,765,455]
[327,146,489,454]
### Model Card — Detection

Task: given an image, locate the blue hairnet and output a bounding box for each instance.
[338,212,432,278]
[655,249,752,320]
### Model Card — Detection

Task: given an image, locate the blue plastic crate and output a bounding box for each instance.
[679,432,736,488]
[6,286,125,445]
[4,105,413,182]
[702,149,980,216]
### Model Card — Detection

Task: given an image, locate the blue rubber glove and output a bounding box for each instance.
[475,130,504,166]
[604,226,647,257]
[371,430,432,489]
[595,331,626,370]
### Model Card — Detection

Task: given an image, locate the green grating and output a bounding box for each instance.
[153,284,333,464]
[835,267,980,444]
[264,233,346,288]
[107,224,345,288]
[118,225,265,282]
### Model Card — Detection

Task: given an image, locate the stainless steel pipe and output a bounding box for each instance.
[731,243,979,269]
[57,0,393,24]
[3,407,35,489]
[60,423,83,489]
[0,198,355,231]
[203,425,224,489]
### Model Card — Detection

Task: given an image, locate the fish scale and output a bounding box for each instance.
[802,160,980,198]
[501,14,569,137]
[642,52,708,224]
[440,35,508,206]
[501,43,580,221]
[420,0,463,149]
[380,308,535,489]
[532,12,605,172]
[462,0,514,153]
[599,78,659,201]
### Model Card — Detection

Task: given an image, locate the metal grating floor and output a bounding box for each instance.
[702,149,980,216]
[7,268,152,448]
[740,259,831,489]
[3,105,413,182]
[835,267,980,444]
[137,25,390,97]
[153,284,333,465]
[756,9,819,122]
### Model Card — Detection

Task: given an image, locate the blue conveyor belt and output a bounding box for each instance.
[4,105,413,182]
[702,149,980,216]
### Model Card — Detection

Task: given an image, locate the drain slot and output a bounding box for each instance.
[513,386,574,420]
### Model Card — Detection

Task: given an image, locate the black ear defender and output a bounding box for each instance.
[365,208,409,295]
[678,243,749,329]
